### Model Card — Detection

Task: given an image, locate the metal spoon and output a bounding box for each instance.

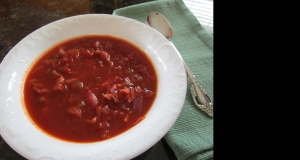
[146,12,213,117]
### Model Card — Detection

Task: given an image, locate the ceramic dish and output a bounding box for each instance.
[0,14,187,160]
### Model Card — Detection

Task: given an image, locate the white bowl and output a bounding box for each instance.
[0,14,187,160]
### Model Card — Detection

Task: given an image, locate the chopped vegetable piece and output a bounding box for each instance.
[85,90,98,108]
[72,81,83,90]
[68,107,82,118]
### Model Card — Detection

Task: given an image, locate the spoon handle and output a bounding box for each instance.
[182,61,213,117]
[170,42,213,117]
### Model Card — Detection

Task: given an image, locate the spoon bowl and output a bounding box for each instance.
[146,12,173,39]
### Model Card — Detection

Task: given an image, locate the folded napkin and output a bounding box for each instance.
[113,0,213,159]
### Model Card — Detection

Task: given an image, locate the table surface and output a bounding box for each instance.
[0,0,177,159]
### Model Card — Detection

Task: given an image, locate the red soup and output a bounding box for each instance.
[23,35,158,143]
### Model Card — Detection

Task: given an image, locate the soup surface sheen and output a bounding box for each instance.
[23,35,157,143]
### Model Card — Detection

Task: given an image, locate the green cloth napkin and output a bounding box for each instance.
[113,0,213,159]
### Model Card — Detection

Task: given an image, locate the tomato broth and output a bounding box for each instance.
[23,35,158,143]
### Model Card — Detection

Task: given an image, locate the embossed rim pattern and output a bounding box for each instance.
[0,14,187,160]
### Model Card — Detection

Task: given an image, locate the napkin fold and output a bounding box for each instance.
[113,0,213,159]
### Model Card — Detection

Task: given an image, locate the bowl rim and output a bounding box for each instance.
[0,14,187,159]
